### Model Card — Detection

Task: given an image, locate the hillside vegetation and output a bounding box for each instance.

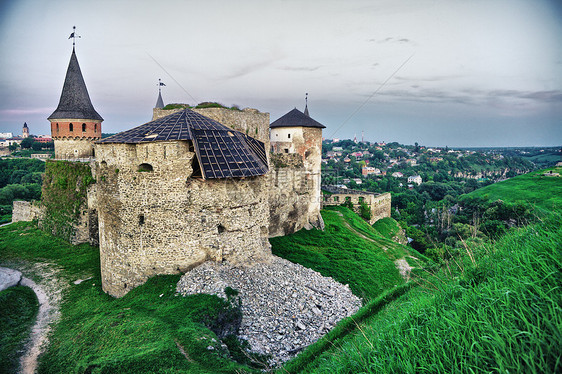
[270,206,425,300]
[467,165,562,212]
[280,167,561,373]
[289,214,561,373]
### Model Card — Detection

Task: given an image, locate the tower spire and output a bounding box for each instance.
[155,79,165,109]
[304,92,309,117]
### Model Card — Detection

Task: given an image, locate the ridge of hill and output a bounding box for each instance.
[466,165,562,212]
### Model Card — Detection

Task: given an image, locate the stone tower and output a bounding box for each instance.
[270,101,326,229]
[22,122,29,138]
[48,47,103,159]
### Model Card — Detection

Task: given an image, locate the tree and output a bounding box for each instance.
[20,137,35,149]
[8,143,18,152]
[32,142,42,151]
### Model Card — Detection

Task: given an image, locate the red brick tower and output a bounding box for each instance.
[48,42,103,159]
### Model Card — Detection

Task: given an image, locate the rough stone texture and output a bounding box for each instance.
[12,200,43,223]
[53,138,96,159]
[94,140,271,297]
[176,256,361,366]
[322,191,391,224]
[269,126,324,236]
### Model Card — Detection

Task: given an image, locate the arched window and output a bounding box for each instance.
[138,163,153,172]
[56,123,59,133]
[82,123,86,132]
[94,123,97,133]
[69,123,73,132]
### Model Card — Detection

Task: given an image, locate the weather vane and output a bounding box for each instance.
[68,26,81,48]
[158,79,166,93]
[305,92,308,106]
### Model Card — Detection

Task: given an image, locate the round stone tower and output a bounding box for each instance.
[48,47,103,159]
[270,100,325,228]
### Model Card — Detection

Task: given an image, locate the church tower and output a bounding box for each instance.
[22,122,29,138]
[48,32,103,160]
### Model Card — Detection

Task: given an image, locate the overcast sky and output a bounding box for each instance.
[0,0,560,147]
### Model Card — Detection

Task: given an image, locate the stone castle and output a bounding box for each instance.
[15,45,391,297]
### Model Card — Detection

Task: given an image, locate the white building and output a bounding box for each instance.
[408,175,422,185]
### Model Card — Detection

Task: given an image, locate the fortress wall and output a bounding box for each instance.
[53,138,95,159]
[268,154,313,237]
[12,200,43,222]
[322,192,391,225]
[95,141,271,297]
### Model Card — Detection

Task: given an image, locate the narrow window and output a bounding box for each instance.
[56,123,59,133]
[69,123,73,132]
[284,148,289,153]
[82,123,86,132]
[288,133,291,139]
[139,215,145,225]
[94,123,97,133]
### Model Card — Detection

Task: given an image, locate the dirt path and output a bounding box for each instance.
[0,263,64,374]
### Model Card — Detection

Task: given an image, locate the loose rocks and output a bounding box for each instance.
[176,256,361,366]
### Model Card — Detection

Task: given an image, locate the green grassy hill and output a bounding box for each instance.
[279,168,562,373]
[270,206,425,300]
[467,165,562,212]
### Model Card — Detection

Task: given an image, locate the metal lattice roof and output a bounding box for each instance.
[98,109,268,179]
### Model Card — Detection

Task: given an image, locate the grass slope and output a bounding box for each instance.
[0,286,39,374]
[468,166,562,212]
[270,206,423,300]
[0,223,263,373]
[291,214,562,373]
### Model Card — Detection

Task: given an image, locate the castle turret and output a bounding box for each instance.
[48,46,103,159]
[22,122,29,138]
[270,99,325,229]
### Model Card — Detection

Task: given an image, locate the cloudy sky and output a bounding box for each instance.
[0,0,561,147]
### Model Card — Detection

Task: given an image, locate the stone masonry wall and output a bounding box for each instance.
[12,200,43,222]
[54,138,96,159]
[94,140,271,297]
[323,192,391,225]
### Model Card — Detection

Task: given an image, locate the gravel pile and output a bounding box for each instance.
[176,256,362,366]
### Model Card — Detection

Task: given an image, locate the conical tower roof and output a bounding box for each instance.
[48,48,103,121]
[270,108,325,129]
[155,91,164,109]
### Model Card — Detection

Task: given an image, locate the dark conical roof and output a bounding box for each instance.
[270,108,325,129]
[23,122,28,128]
[48,48,103,121]
[155,91,164,109]
[98,109,268,180]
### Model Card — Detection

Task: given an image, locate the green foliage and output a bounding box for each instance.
[0,158,45,216]
[162,103,190,110]
[270,207,421,300]
[40,161,95,242]
[0,286,39,374]
[467,166,562,214]
[359,202,371,220]
[371,217,401,239]
[0,223,263,373]
[292,214,562,374]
